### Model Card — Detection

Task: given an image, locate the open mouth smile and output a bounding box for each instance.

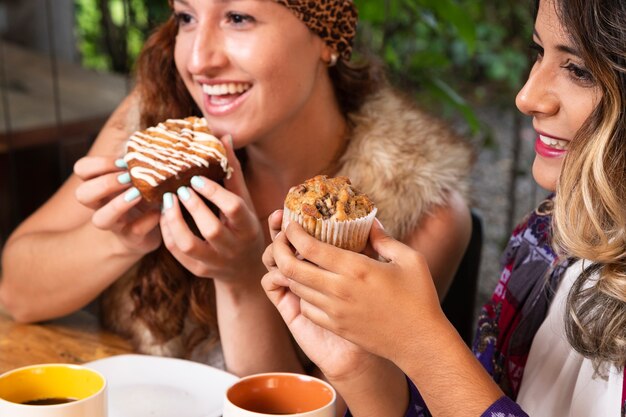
[200,82,252,116]
[538,134,569,150]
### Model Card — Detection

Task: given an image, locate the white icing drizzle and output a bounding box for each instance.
[129,167,163,187]
[123,117,230,187]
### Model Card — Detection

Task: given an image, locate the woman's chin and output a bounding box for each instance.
[531,158,560,192]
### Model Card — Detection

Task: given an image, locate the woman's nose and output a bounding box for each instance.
[187,24,229,75]
[515,62,559,117]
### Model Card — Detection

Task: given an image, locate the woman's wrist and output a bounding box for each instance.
[213,271,270,309]
[395,307,457,374]
[328,356,409,417]
[397,312,504,417]
[95,219,149,260]
[386,305,450,370]
[213,261,268,293]
[321,349,381,384]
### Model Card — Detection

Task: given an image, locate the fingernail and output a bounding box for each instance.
[117,172,131,184]
[177,186,191,201]
[225,134,233,148]
[375,218,385,229]
[162,192,173,211]
[115,159,128,169]
[190,176,205,189]
[124,187,140,202]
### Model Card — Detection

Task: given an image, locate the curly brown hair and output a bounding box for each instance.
[128,3,386,356]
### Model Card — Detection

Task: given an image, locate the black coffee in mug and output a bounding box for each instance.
[21,397,77,405]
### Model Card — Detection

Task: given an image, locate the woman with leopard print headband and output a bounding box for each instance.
[1,2,473,414]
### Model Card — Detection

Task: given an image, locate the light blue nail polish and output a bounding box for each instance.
[124,187,140,202]
[177,186,191,201]
[115,159,128,169]
[190,176,205,189]
[162,192,173,211]
[117,172,131,184]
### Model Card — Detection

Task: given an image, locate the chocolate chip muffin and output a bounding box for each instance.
[283,175,377,252]
[124,117,231,203]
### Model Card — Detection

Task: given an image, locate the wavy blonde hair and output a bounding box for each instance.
[550,0,626,370]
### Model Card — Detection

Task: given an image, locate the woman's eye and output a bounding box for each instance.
[564,63,595,86]
[529,41,544,62]
[174,12,194,26]
[226,11,255,25]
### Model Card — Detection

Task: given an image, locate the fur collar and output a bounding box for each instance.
[337,88,474,240]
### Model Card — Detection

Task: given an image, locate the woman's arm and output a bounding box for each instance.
[401,189,472,300]
[214,275,305,376]
[262,243,409,417]
[158,142,304,376]
[272,221,505,417]
[0,92,160,322]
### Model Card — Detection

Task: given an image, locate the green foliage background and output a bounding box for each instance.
[74,0,534,134]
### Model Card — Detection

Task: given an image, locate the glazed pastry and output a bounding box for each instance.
[124,117,231,203]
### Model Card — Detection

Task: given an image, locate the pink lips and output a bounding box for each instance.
[534,135,568,159]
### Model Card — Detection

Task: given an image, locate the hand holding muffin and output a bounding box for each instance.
[262,176,410,416]
[261,175,382,380]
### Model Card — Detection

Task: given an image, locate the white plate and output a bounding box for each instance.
[85,354,238,417]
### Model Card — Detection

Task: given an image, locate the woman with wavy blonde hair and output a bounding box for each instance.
[263,0,626,415]
[0,0,473,392]
[551,0,626,372]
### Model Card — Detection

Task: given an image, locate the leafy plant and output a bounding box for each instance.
[355,0,534,135]
[74,0,169,73]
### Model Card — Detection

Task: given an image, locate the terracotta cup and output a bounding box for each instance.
[0,363,107,417]
[223,372,336,417]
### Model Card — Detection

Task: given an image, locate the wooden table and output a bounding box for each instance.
[0,306,133,374]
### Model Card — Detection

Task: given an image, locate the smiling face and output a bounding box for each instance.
[172,0,334,146]
[515,0,602,192]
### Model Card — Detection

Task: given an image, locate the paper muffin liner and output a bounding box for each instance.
[282,206,378,252]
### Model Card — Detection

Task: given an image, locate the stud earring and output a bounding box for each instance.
[328,53,339,67]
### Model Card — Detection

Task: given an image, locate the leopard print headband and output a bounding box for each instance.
[274,0,358,61]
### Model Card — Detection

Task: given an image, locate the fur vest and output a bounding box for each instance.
[101,88,474,366]
[339,88,473,239]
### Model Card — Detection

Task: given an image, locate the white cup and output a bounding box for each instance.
[0,363,107,417]
[223,372,336,417]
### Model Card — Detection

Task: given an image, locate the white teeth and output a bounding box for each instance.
[539,134,569,150]
[202,83,250,96]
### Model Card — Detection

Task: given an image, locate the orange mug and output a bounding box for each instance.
[223,372,336,417]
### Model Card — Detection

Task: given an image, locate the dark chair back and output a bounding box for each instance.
[441,211,483,346]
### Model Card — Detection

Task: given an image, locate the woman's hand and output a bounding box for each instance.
[262,243,376,381]
[160,137,265,283]
[263,230,413,417]
[269,220,445,364]
[267,209,283,241]
[74,156,162,255]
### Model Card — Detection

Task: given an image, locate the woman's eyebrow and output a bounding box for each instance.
[534,28,582,57]
[556,43,581,57]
